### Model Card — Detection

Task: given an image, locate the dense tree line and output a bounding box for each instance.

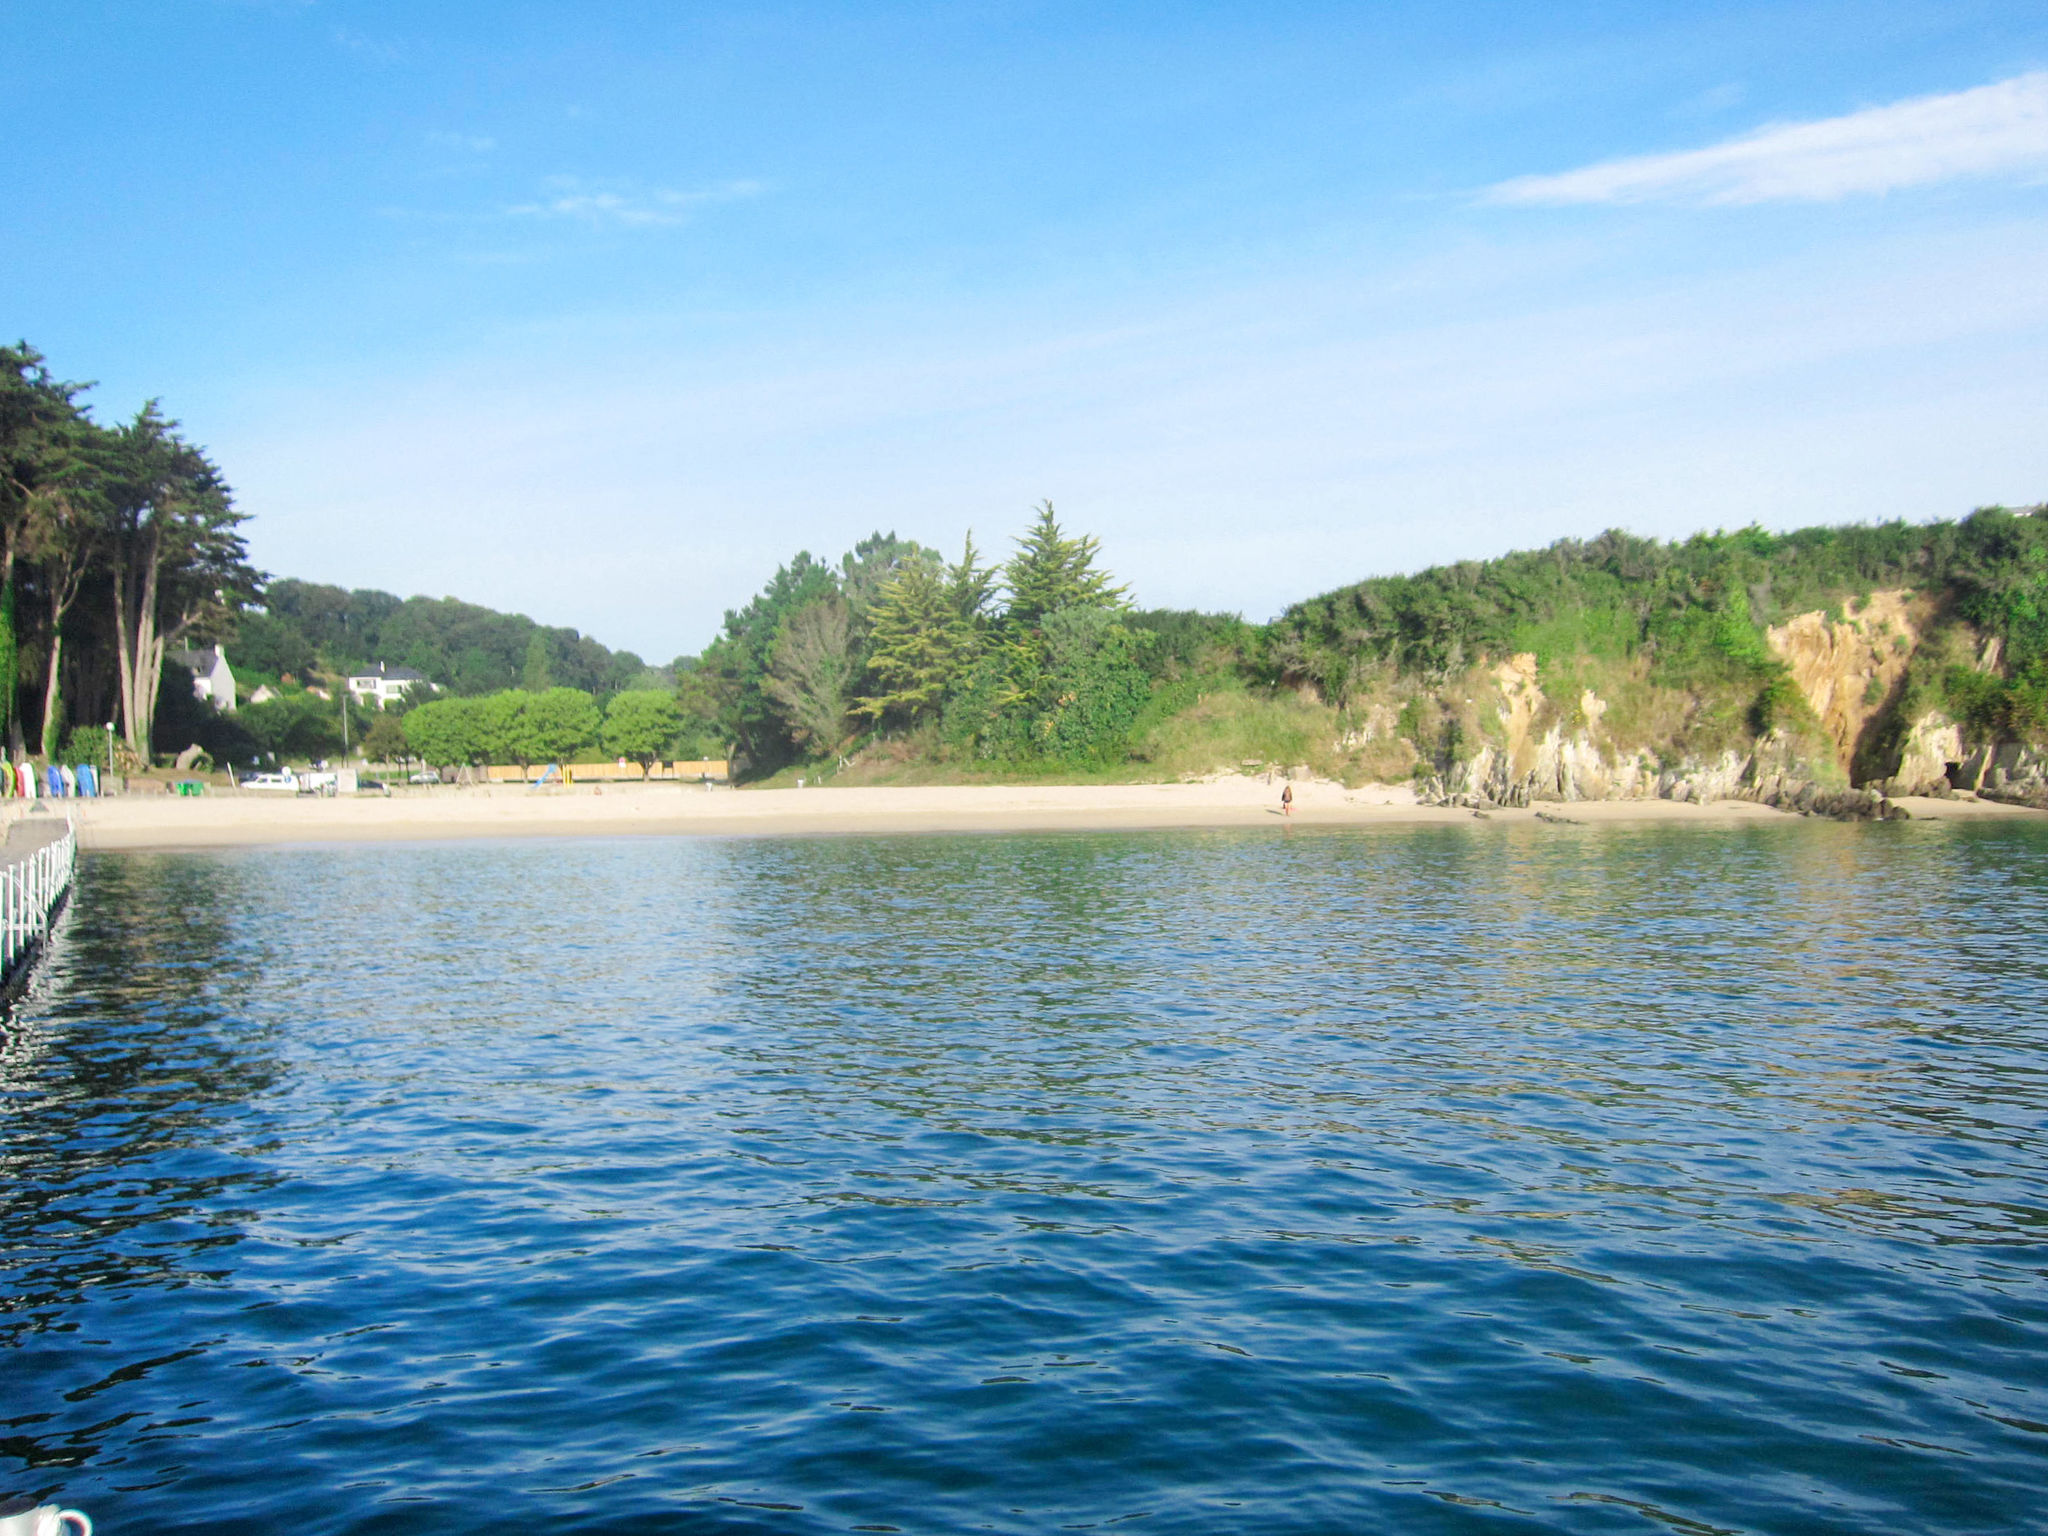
[700,504,1199,775]
[1261,507,2048,748]
[355,507,1231,779]
[0,343,256,764]
[400,686,706,771]
[215,588,687,770]
[242,580,656,699]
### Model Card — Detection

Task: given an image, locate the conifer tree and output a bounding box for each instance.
[839,532,931,631]
[856,559,967,725]
[0,581,15,752]
[947,531,997,626]
[1002,502,1128,629]
[1,344,87,752]
[103,404,255,756]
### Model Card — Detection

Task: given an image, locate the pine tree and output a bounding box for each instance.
[856,560,969,725]
[947,531,998,626]
[1002,502,1127,628]
[840,532,931,631]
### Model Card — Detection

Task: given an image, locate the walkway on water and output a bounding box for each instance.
[5,814,74,861]
[1,811,78,993]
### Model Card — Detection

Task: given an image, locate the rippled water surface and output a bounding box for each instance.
[4,822,2048,1534]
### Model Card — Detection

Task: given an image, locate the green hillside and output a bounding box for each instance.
[236,579,658,699]
[1252,508,2048,796]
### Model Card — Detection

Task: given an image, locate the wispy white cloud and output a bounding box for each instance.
[330,26,407,64]
[506,178,766,228]
[1487,71,2048,206]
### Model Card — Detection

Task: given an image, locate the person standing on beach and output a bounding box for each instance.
[1281,783,1293,818]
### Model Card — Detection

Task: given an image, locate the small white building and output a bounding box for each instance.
[345,662,436,709]
[168,646,237,713]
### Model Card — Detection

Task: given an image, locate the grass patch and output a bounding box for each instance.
[1132,676,1359,782]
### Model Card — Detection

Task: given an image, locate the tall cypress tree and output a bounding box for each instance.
[1002,502,1128,628]
[947,531,997,625]
[1,344,86,756]
[855,559,967,726]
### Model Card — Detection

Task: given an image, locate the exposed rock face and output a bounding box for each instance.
[1446,654,1656,804]
[1408,640,1910,819]
[1887,711,1965,795]
[1960,742,2048,806]
[1423,734,1895,818]
[1339,702,1401,748]
[1389,595,2040,821]
[1413,651,1805,809]
[1491,654,1545,775]
[1765,590,1927,771]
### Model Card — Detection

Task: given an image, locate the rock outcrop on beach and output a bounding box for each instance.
[1399,657,1916,820]
[1960,743,2048,807]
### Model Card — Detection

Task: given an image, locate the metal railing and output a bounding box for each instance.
[2,819,76,981]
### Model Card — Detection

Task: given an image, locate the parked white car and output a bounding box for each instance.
[239,770,298,792]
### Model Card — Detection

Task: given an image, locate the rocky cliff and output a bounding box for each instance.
[1385,587,2046,818]
[1259,505,2048,818]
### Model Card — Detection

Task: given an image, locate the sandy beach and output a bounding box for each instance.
[31,777,2036,851]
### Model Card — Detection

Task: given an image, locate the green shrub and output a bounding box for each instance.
[61,724,115,767]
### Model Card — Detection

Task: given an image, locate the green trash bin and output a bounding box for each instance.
[173,779,205,797]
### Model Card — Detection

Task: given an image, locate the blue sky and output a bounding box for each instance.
[8,2,2048,660]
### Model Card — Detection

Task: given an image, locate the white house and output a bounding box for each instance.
[345,662,437,709]
[167,646,237,713]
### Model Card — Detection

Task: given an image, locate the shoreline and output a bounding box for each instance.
[53,778,2044,852]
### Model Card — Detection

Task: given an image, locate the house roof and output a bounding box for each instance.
[168,647,225,670]
[348,663,428,683]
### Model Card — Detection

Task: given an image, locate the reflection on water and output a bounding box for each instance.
[1,857,285,1331]
[2,822,2046,1534]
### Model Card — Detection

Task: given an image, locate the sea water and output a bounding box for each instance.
[2,822,2045,1534]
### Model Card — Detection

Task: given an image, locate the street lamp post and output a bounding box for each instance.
[105,721,114,791]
